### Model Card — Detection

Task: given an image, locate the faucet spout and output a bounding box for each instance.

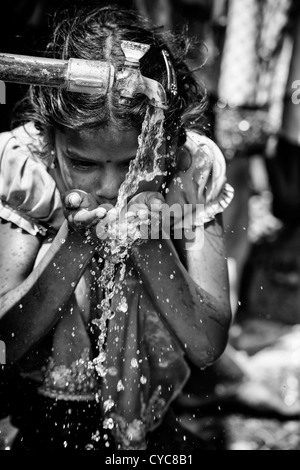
[117,41,168,109]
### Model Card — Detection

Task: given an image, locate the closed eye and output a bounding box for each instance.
[65,156,97,171]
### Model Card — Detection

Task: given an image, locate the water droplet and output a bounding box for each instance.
[103,399,115,414]
[107,366,118,376]
[85,444,94,450]
[103,418,114,430]
[131,358,138,368]
[117,380,125,391]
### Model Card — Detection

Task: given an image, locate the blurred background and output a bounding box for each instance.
[1,0,300,450]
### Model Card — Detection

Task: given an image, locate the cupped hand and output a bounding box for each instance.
[94,191,165,242]
[127,191,165,215]
[63,190,108,241]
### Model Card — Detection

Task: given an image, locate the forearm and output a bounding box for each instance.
[0,221,96,362]
[130,238,231,368]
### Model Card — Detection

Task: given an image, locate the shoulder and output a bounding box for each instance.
[0,122,45,161]
[0,123,63,235]
[181,131,227,192]
[0,122,47,175]
[165,131,234,223]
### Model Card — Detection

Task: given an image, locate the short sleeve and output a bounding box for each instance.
[0,123,64,236]
[165,131,234,225]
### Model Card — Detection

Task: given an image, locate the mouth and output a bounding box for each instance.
[96,197,118,207]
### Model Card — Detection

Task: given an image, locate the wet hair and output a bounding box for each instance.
[12,5,207,159]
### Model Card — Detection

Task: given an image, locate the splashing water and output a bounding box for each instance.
[116,106,167,210]
[92,106,167,381]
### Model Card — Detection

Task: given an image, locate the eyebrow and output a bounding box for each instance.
[65,149,96,161]
[65,149,136,163]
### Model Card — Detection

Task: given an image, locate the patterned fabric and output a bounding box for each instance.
[0,124,64,235]
[218,0,261,107]
[218,0,292,107]
[216,0,293,158]
[0,123,233,449]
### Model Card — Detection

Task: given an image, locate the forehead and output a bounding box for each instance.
[56,126,140,160]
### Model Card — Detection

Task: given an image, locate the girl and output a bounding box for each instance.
[0,6,233,450]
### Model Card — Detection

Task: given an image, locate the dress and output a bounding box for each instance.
[0,123,233,450]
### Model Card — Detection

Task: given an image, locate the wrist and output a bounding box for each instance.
[58,221,97,255]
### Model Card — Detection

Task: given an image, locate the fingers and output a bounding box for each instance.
[95,220,108,240]
[71,207,107,226]
[63,190,109,230]
[64,190,99,211]
[126,203,148,219]
[137,209,149,220]
[66,192,82,209]
[64,190,86,209]
[148,193,165,204]
[128,192,165,214]
[147,196,164,216]
[149,198,164,212]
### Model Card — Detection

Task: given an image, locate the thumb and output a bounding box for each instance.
[148,193,164,209]
[64,190,98,210]
[64,190,87,209]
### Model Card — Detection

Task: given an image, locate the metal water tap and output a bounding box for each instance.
[0,53,114,95]
[0,41,174,109]
[116,41,168,109]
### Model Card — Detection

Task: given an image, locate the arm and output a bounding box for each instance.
[0,220,96,363]
[0,190,110,363]
[130,214,232,369]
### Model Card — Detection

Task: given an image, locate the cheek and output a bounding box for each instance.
[57,159,75,190]
[58,161,98,192]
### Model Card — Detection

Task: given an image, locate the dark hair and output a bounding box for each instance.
[12,5,207,158]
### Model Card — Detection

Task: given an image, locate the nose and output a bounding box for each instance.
[95,166,121,204]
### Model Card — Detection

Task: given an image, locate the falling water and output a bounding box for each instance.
[116,105,167,210]
[92,106,167,381]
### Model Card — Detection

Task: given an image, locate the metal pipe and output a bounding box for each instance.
[0,53,115,95]
[0,42,171,108]
[0,54,68,87]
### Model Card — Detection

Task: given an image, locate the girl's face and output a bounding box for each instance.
[55,126,166,206]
